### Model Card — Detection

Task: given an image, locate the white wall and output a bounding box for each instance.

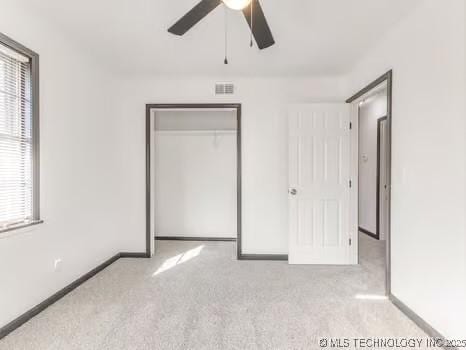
[358,91,387,235]
[0,1,124,328]
[114,77,347,254]
[155,131,237,238]
[155,110,237,130]
[347,0,466,339]
[155,111,237,238]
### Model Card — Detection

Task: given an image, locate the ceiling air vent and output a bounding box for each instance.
[215,82,234,95]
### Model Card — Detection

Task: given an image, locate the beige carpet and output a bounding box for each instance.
[0,234,428,350]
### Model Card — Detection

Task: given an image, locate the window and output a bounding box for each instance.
[0,33,40,233]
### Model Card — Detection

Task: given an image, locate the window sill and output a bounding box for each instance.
[0,220,44,236]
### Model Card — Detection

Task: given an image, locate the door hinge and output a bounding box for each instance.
[349,238,352,246]
[349,122,352,130]
[349,180,352,188]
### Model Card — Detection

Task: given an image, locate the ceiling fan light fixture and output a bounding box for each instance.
[222,0,251,10]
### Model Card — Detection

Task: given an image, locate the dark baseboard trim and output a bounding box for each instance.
[1,248,289,340]
[239,254,288,261]
[155,236,237,242]
[120,252,149,258]
[359,227,379,240]
[389,294,456,350]
[0,253,120,340]
[0,251,150,340]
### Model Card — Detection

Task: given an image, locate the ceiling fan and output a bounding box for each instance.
[168,0,275,50]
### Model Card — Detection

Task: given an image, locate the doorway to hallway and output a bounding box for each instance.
[347,71,393,295]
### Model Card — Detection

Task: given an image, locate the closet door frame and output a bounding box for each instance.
[145,104,242,259]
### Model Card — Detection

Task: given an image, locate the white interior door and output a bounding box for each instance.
[288,104,352,265]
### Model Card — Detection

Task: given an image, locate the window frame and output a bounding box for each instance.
[0,32,41,234]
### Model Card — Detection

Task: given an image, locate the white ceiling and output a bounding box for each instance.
[23,0,423,76]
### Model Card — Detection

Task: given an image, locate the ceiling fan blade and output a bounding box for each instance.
[242,0,275,49]
[168,0,222,36]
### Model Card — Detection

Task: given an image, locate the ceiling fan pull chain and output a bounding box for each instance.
[224,5,229,64]
[250,0,254,47]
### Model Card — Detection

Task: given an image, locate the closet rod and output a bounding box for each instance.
[155,130,237,135]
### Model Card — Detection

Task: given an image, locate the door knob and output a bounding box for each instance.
[289,188,297,195]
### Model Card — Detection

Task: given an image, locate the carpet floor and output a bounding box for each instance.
[0,234,428,350]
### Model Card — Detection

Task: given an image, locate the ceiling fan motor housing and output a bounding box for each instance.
[222,0,252,10]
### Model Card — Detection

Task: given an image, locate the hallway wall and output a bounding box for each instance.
[358,91,387,237]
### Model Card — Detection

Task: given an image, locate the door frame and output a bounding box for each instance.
[145,103,242,259]
[346,70,393,295]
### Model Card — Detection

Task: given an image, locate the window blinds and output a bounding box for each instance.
[0,43,33,229]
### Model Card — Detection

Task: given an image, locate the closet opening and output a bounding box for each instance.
[145,104,242,259]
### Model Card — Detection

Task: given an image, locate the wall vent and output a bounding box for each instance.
[215,82,234,95]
